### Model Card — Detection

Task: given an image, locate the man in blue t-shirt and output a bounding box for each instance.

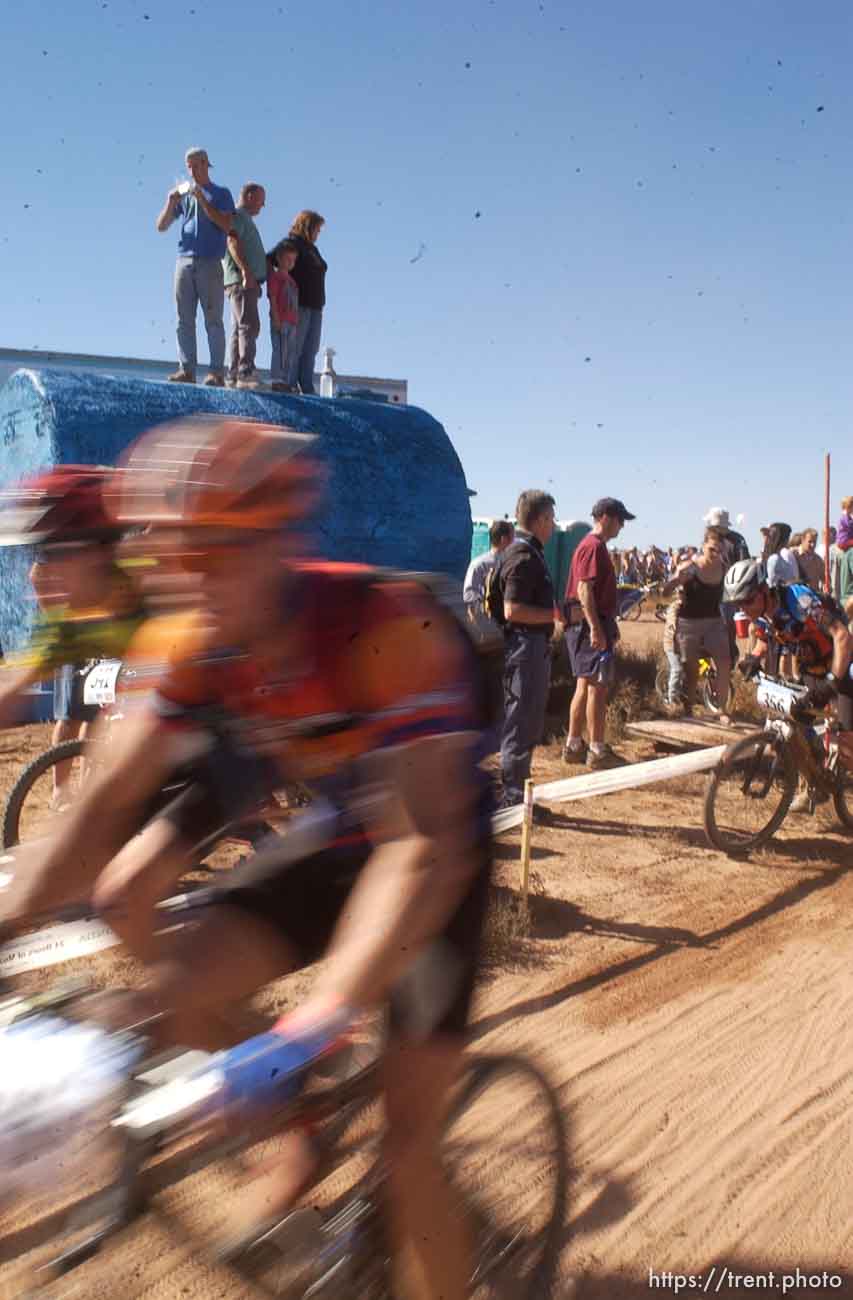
[156,146,235,387]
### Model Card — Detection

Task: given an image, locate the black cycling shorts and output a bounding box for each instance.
[140,732,280,852]
[207,829,493,1041]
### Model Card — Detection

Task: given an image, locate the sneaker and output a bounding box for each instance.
[203,372,226,388]
[562,741,587,765]
[790,786,829,814]
[237,376,262,390]
[224,376,237,388]
[270,382,294,393]
[586,745,627,771]
[789,789,813,815]
[167,368,196,384]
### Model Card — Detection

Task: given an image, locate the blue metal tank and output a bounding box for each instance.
[0,368,473,658]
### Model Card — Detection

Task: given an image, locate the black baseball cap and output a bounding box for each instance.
[592,497,636,522]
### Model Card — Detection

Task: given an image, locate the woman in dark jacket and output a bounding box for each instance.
[286,209,327,394]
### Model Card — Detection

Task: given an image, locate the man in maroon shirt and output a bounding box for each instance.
[563,498,635,770]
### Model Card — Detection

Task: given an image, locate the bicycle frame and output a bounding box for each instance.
[754,673,836,791]
[0,994,381,1291]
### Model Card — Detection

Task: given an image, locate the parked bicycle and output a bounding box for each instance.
[616,584,668,623]
[655,655,734,716]
[703,672,853,855]
[0,970,567,1298]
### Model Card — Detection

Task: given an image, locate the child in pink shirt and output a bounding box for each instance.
[267,240,300,392]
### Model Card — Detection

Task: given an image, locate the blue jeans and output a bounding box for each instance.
[666,649,684,704]
[174,256,226,373]
[500,629,551,806]
[290,306,323,393]
[270,320,297,382]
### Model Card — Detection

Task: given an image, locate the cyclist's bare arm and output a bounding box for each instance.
[829,620,852,680]
[0,664,42,729]
[311,732,482,1016]
[0,709,184,922]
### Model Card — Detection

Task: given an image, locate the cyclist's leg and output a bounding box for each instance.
[94,745,279,960]
[383,1036,469,1300]
[383,842,491,1300]
[141,901,299,1050]
[92,813,197,961]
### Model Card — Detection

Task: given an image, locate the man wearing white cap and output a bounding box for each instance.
[156,147,236,386]
[703,506,749,570]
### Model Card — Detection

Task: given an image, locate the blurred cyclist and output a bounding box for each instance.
[1,418,492,1300]
[0,468,146,803]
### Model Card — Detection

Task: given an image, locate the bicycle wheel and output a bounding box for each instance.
[704,731,797,855]
[700,666,735,716]
[832,766,853,831]
[2,740,89,847]
[654,602,668,623]
[623,595,643,621]
[443,1052,567,1299]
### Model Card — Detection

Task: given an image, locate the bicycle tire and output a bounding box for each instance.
[832,769,853,832]
[703,731,797,855]
[231,1051,566,1299]
[700,671,734,717]
[443,1052,567,1299]
[2,739,88,848]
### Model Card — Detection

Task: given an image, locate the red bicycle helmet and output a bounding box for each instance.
[0,465,121,547]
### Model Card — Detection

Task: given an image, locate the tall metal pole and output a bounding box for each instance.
[824,453,831,592]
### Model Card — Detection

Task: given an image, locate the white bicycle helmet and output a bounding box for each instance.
[724,558,765,603]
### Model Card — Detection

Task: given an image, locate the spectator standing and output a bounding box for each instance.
[662,589,684,705]
[267,240,301,392]
[463,520,515,639]
[287,210,328,394]
[495,491,556,813]
[763,522,798,586]
[563,498,634,770]
[817,525,840,598]
[223,183,267,389]
[796,529,827,588]
[156,147,235,386]
[664,527,731,719]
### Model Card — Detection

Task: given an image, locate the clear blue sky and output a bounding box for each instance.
[3,0,852,551]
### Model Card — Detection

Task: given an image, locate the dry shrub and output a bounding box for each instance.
[481,885,531,966]
[607,646,659,738]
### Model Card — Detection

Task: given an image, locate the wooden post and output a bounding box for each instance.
[519,778,535,903]
[824,452,831,592]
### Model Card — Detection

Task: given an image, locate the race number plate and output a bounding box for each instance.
[755,677,808,717]
[82,660,123,707]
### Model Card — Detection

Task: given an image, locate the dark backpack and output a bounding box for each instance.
[484,557,506,627]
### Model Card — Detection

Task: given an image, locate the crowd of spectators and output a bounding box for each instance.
[156,147,327,393]
[466,490,853,809]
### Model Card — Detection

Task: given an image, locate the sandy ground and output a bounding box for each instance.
[1,612,852,1297]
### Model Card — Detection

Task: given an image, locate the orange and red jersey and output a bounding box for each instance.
[147,563,480,784]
